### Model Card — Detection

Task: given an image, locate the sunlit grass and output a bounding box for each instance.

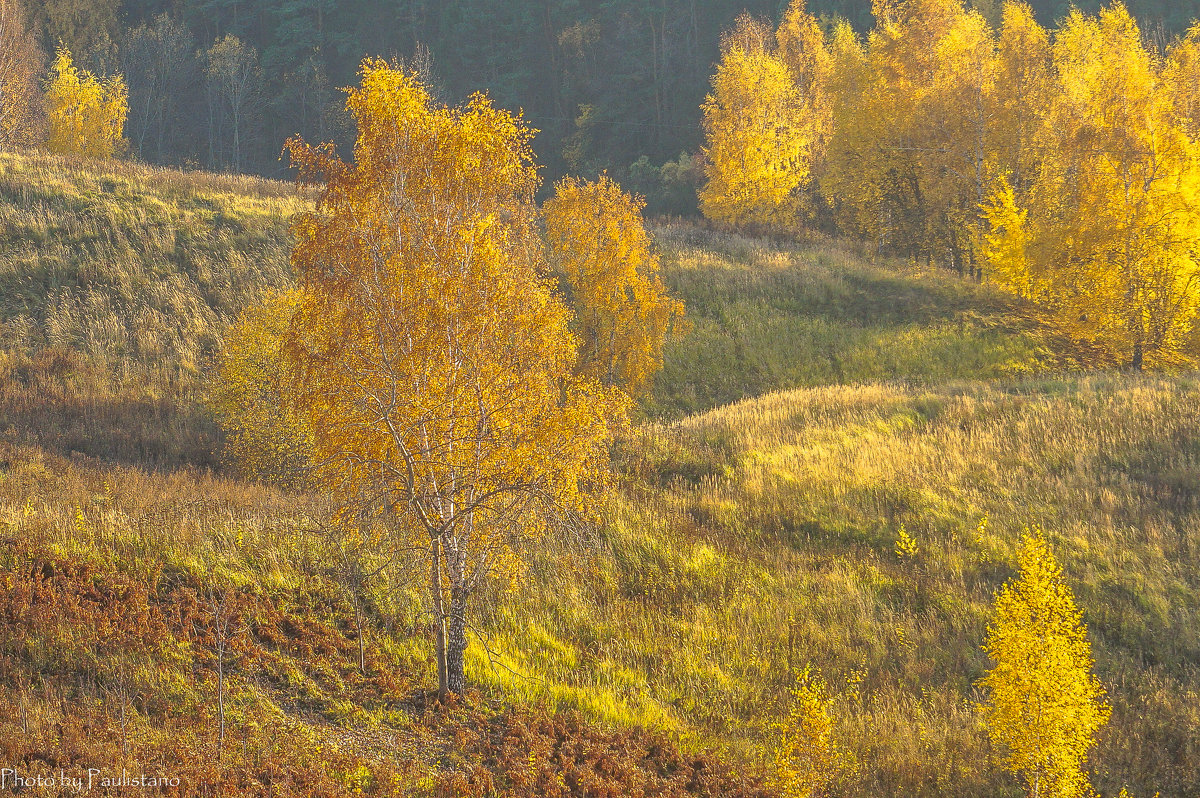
[0,152,1196,797]
[481,374,1200,797]
[0,149,299,388]
[648,223,1058,417]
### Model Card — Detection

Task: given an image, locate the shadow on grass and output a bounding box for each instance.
[0,394,220,471]
[0,347,220,471]
[649,241,1059,418]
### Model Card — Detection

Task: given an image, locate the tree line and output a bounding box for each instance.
[3,0,1200,206]
[702,0,1200,370]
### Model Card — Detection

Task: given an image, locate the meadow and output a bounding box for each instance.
[0,151,1196,797]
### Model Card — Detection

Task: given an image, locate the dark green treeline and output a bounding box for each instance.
[28,0,1200,212]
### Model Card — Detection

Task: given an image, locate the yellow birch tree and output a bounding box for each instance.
[207,290,314,489]
[543,174,685,396]
[45,46,127,158]
[984,4,1200,368]
[990,1,1053,197]
[0,0,43,149]
[699,16,812,232]
[776,0,832,162]
[979,529,1110,798]
[282,59,626,698]
[772,666,843,798]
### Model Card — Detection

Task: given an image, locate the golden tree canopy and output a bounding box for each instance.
[699,32,812,231]
[543,174,685,396]
[282,59,627,695]
[983,4,1200,369]
[45,46,127,159]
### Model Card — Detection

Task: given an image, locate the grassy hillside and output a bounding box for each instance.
[485,375,1200,796]
[647,224,1059,418]
[1,152,1197,797]
[0,151,297,467]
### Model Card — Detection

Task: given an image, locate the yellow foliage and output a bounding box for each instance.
[282,59,628,695]
[543,174,686,396]
[894,523,918,559]
[776,0,833,160]
[1164,23,1200,140]
[985,5,1200,369]
[980,177,1037,298]
[699,35,813,232]
[45,47,127,159]
[207,290,314,489]
[772,666,842,798]
[979,529,1110,798]
[826,0,998,262]
[991,2,1052,195]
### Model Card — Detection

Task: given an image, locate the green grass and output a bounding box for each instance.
[0,151,1197,797]
[647,223,1058,417]
[483,374,1200,796]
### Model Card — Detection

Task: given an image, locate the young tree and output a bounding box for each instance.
[45,46,128,159]
[282,60,626,699]
[207,290,314,489]
[543,174,685,396]
[699,15,813,232]
[978,530,1110,798]
[772,666,843,798]
[0,0,43,149]
[979,177,1037,298]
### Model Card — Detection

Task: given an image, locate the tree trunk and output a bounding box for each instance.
[216,614,225,760]
[1131,340,1143,371]
[446,586,468,695]
[430,536,449,700]
[353,590,366,674]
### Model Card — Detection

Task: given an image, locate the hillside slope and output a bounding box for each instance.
[490,375,1200,796]
[647,224,1059,417]
[0,151,297,467]
[0,153,1196,797]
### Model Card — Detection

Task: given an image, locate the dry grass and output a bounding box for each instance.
[0,150,300,466]
[0,149,298,382]
[477,374,1200,798]
[0,152,1196,797]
